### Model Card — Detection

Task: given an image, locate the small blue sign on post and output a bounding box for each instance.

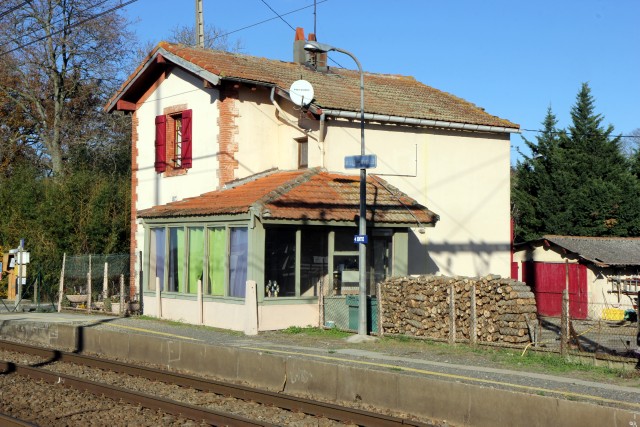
[354,234,368,244]
[345,155,377,169]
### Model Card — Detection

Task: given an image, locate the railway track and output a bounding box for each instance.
[0,339,434,426]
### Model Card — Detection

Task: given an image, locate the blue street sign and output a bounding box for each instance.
[345,155,377,169]
[354,235,368,244]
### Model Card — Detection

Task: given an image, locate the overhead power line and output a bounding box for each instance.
[259,0,296,31]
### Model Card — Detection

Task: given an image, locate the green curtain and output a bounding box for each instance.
[208,228,225,295]
[188,227,204,294]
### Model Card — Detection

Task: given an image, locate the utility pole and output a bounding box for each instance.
[195,0,204,48]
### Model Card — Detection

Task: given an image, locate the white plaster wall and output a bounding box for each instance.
[321,121,512,278]
[141,296,318,331]
[234,88,310,179]
[258,304,320,331]
[135,67,221,210]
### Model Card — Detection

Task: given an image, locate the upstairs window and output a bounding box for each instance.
[296,136,308,169]
[155,109,192,174]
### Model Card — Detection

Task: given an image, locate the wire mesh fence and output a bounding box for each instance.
[534,299,639,358]
[60,253,132,313]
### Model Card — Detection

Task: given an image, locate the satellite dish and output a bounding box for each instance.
[289,80,314,107]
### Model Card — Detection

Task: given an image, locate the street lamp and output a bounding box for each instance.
[304,41,369,337]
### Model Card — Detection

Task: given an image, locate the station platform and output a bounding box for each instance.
[0,311,638,427]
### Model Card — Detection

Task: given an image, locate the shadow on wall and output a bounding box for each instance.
[408,233,511,276]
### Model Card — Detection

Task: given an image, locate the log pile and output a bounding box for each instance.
[381,275,538,344]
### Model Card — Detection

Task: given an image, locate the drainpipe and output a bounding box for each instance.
[270,87,303,131]
[319,112,326,168]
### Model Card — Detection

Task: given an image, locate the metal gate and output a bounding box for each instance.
[522,261,588,319]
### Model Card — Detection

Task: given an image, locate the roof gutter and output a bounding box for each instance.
[317,109,520,134]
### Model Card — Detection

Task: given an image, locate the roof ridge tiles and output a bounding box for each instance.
[257,167,323,207]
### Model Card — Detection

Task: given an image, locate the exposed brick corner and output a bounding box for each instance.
[217,86,240,187]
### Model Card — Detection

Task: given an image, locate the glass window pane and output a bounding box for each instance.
[334,228,358,252]
[168,227,185,292]
[229,227,247,298]
[208,228,225,296]
[333,255,359,295]
[149,228,165,291]
[301,228,327,297]
[264,227,296,297]
[187,227,204,294]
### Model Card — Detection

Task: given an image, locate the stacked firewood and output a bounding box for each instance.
[380,275,538,344]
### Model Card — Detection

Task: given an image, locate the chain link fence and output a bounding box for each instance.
[60,253,132,313]
[535,297,639,358]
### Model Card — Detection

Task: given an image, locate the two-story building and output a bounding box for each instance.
[106,29,519,330]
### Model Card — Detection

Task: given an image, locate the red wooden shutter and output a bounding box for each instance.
[154,115,167,173]
[181,109,193,168]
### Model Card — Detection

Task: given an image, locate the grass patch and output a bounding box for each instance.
[280,326,351,338]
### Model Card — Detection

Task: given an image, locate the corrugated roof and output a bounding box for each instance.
[542,235,640,267]
[138,168,439,226]
[108,42,518,130]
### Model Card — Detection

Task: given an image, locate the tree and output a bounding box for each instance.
[513,107,563,241]
[513,83,640,241]
[168,24,243,52]
[0,0,134,175]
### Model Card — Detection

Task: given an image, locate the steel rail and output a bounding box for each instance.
[0,360,273,427]
[0,413,38,427]
[0,339,433,427]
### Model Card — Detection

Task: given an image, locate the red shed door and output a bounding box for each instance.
[522,262,588,319]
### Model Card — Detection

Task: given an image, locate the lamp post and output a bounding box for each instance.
[304,41,368,336]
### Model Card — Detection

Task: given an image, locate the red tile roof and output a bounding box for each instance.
[108,42,518,129]
[138,168,438,226]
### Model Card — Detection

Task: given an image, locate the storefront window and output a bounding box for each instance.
[207,227,225,296]
[168,227,184,292]
[229,227,247,297]
[149,228,165,291]
[301,229,327,297]
[187,227,204,294]
[265,228,296,297]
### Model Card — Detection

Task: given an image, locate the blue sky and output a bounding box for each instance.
[122,0,640,164]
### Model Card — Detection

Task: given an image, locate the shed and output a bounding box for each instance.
[513,235,640,320]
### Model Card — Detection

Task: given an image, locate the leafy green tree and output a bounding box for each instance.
[513,83,640,241]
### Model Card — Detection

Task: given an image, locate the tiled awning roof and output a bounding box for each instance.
[108,42,518,131]
[138,168,439,227]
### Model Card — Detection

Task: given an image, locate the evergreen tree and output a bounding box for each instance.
[513,83,640,241]
[559,83,640,236]
[513,107,563,241]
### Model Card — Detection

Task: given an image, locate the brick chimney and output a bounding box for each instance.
[293,27,328,72]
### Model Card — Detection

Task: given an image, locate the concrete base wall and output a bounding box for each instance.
[1,320,638,426]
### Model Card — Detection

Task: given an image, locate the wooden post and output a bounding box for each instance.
[57,253,66,312]
[87,271,92,314]
[119,274,125,316]
[377,282,383,337]
[561,289,569,356]
[103,262,109,299]
[470,283,477,345]
[156,277,161,318]
[449,282,456,345]
[636,291,640,340]
[197,279,203,324]
[34,273,39,309]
